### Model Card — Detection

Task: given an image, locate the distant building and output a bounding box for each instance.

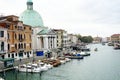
[110,34,120,43]
[93,36,102,43]
[0,15,32,59]
[67,34,78,44]
[106,37,111,42]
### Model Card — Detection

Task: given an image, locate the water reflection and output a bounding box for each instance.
[1,44,120,80]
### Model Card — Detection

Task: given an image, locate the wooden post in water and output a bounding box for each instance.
[3,66,6,80]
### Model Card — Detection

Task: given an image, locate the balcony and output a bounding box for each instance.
[0,37,7,42]
[18,48,24,52]
[0,50,6,55]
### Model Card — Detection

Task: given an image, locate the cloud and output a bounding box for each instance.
[78,0,120,24]
[1,0,120,37]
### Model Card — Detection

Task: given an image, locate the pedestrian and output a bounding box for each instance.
[20,58,22,62]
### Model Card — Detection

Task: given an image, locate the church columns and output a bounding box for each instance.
[44,36,48,49]
[37,37,40,50]
[54,36,57,48]
[49,36,52,49]
[37,35,57,50]
[52,37,54,48]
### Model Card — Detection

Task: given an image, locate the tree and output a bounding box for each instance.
[76,34,93,43]
[77,34,82,41]
[80,36,93,43]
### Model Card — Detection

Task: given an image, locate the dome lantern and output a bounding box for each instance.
[19,0,44,27]
[27,0,33,10]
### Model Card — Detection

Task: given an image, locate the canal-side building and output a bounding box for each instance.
[110,34,120,43]
[0,24,7,59]
[53,29,68,49]
[19,0,57,54]
[53,29,63,48]
[62,30,68,49]
[0,15,32,60]
[67,34,78,44]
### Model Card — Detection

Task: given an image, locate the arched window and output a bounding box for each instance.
[19,34,20,40]
[21,44,23,48]
[8,44,10,50]
[18,43,20,49]
[8,33,10,39]
[1,42,4,51]
[21,34,22,40]
[29,35,31,40]
[30,43,31,48]
[24,34,26,40]
[24,43,26,49]
[15,44,17,49]
[15,33,17,39]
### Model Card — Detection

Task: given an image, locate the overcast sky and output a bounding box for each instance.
[0,0,120,37]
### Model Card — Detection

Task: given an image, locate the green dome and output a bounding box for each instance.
[19,0,44,27]
[19,10,44,27]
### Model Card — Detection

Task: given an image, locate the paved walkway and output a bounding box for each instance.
[0,56,45,72]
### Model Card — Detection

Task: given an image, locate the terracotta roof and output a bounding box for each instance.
[111,34,120,37]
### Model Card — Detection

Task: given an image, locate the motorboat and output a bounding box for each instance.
[0,77,4,80]
[94,48,98,51]
[18,64,41,73]
[107,42,113,46]
[39,62,48,71]
[57,57,67,64]
[79,52,90,56]
[65,55,83,59]
[114,43,120,49]
[45,63,53,69]
[65,58,71,62]
[60,60,66,64]
[81,48,90,52]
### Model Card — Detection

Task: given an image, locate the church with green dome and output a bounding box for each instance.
[19,0,44,27]
[19,0,57,55]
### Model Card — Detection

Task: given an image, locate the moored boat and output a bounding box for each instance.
[18,64,41,73]
[38,62,48,71]
[65,56,83,59]
[79,52,90,56]
[94,48,98,51]
[0,77,4,80]
[114,43,120,49]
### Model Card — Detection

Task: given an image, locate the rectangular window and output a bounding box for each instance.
[1,42,4,51]
[0,31,4,37]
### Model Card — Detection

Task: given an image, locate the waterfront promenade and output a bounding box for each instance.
[0,57,44,71]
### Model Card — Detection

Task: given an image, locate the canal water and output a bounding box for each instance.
[1,44,120,80]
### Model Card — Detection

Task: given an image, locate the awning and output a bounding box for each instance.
[0,58,14,62]
[0,58,14,68]
[0,51,6,55]
[45,51,52,54]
